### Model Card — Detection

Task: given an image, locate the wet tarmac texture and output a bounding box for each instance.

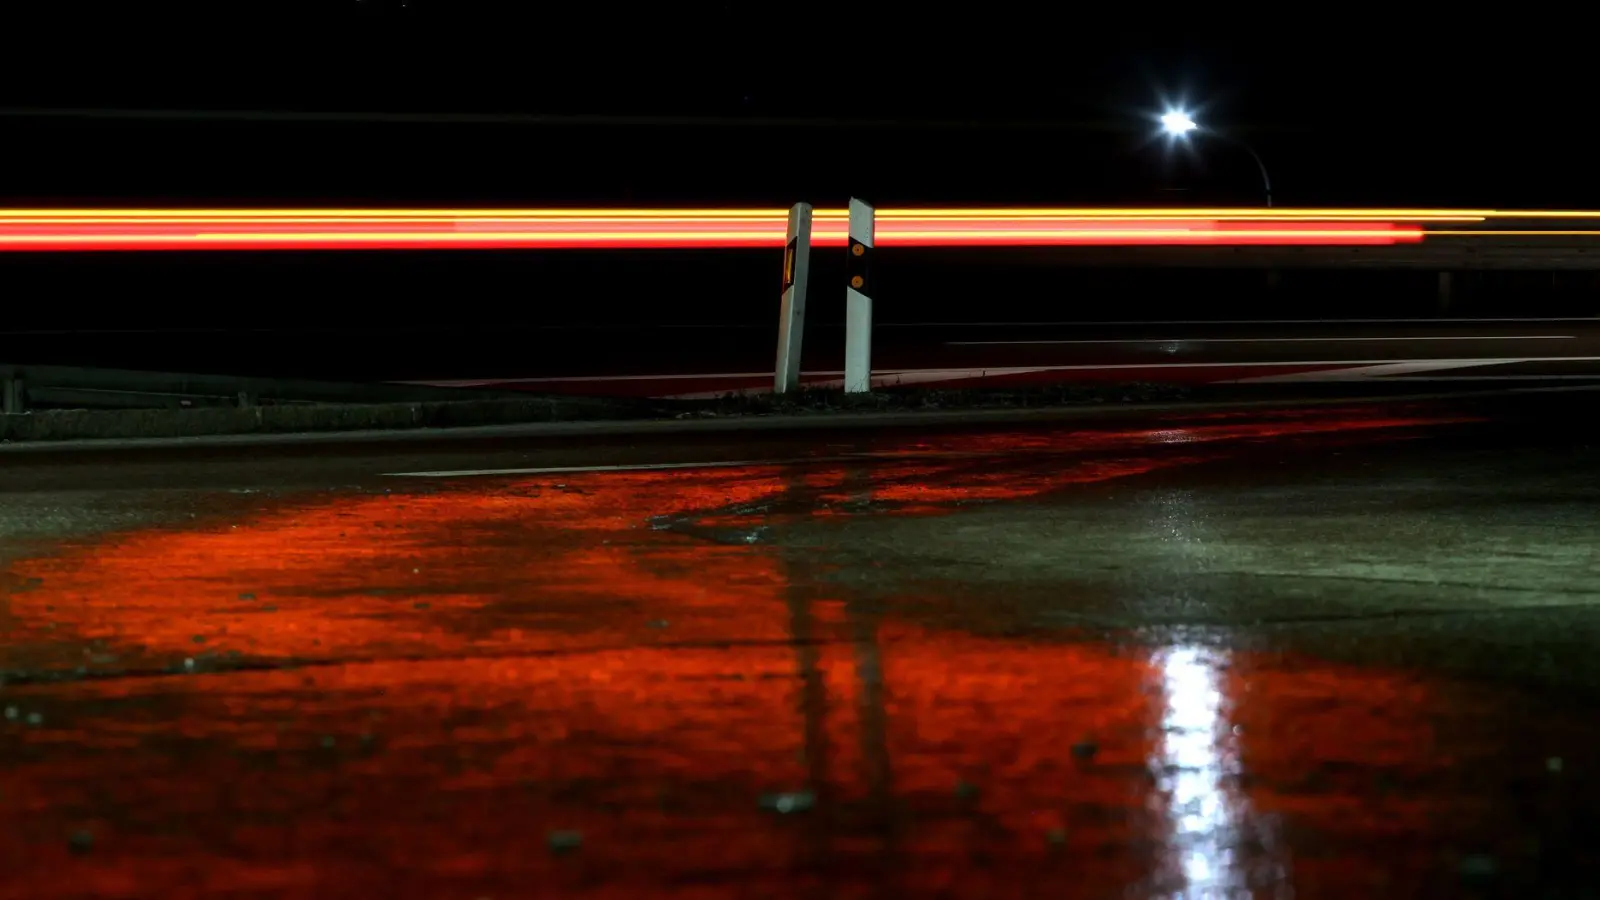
[3,395,1600,898]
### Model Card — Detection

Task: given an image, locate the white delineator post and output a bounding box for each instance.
[844,198,875,394]
[774,202,813,395]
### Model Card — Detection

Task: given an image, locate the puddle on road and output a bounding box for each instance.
[5,410,1587,898]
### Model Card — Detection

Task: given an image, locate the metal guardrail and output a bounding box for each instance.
[0,364,517,414]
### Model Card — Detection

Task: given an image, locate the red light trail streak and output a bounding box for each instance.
[0,212,1427,251]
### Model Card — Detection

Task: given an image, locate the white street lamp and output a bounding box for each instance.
[1160,111,1198,137]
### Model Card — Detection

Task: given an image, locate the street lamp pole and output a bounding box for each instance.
[1223,135,1273,208]
[1160,110,1273,207]
[1160,109,1280,290]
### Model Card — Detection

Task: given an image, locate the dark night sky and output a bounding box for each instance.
[0,4,1593,346]
[0,5,1588,207]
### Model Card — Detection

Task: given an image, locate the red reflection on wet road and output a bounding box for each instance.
[5,623,1581,897]
[5,411,1570,898]
[0,472,805,671]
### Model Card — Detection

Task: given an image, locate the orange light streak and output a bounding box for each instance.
[0,214,1426,251]
[0,206,1496,219]
[5,205,1600,251]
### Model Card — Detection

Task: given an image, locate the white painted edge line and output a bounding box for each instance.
[1351,374,1600,381]
[381,397,1529,478]
[883,317,1600,326]
[386,456,834,478]
[947,335,1577,346]
[487,318,1600,329]
[397,372,805,386]
[399,357,1600,389]
[389,448,1042,478]
[1223,358,1544,384]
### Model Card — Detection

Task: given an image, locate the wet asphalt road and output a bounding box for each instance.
[4,393,1600,897]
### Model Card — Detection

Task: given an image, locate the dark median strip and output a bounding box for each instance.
[0,380,1508,444]
[0,396,654,443]
[0,383,1196,443]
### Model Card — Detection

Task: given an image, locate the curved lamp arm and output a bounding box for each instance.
[1211,132,1273,207]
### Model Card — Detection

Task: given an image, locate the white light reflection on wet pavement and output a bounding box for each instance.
[1153,643,1275,899]
[1140,486,1284,899]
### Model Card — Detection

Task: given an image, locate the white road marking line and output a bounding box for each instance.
[1356,374,1600,381]
[1224,358,1534,383]
[401,356,1600,394]
[404,354,1600,389]
[947,335,1576,346]
[884,317,1600,326]
[399,360,1385,389]
[397,372,793,387]
[349,318,1600,331]
[387,449,1008,478]
[386,458,827,478]
[658,367,1067,399]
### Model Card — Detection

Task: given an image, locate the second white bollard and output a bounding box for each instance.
[844,198,875,394]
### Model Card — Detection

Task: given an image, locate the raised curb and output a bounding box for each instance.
[1,385,1562,454]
